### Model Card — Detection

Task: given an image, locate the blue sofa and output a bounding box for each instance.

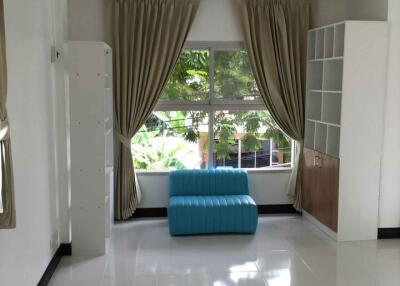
[168,169,258,235]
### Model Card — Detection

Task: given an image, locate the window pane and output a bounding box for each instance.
[213,110,291,169]
[214,51,259,100]
[160,50,209,101]
[132,111,209,170]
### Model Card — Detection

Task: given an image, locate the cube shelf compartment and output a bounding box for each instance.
[306,22,345,158]
[327,125,340,157]
[306,91,322,121]
[308,31,316,60]
[322,93,341,125]
[323,59,343,91]
[324,26,334,58]
[334,24,345,57]
[315,123,327,153]
[304,120,315,149]
[316,29,325,59]
[308,23,345,61]
[307,62,323,90]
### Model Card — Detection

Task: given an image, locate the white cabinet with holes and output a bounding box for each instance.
[67,42,114,256]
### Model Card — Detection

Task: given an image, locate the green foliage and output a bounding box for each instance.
[184,128,198,143]
[214,122,236,159]
[245,116,261,133]
[242,133,261,152]
[215,141,232,160]
[132,124,197,170]
[217,124,235,142]
[264,127,291,149]
[162,50,209,101]
[214,51,259,99]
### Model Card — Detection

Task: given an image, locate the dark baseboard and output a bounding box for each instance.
[37,243,71,286]
[130,207,168,218]
[258,204,299,214]
[130,204,299,219]
[378,228,400,239]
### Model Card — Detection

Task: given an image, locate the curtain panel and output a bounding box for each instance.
[237,0,309,211]
[108,0,200,220]
[0,0,16,229]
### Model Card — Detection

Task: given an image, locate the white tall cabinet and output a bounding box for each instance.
[67,42,114,256]
[303,21,388,241]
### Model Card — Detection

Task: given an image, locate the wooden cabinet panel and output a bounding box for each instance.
[318,153,339,231]
[302,148,319,214]
[302,148,339,232]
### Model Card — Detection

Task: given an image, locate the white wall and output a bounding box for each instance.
[0,0,67,285]
[347,0,388,23]
[379,0,400,228]
[138,170,292,208]
[68,0,105,41]
[310,0,348,28]
[187,0,243,42]
[310,0,388,27]
[68,0,243,42]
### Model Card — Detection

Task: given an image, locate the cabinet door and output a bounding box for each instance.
[302,148,319,215]
[318,153,339,232]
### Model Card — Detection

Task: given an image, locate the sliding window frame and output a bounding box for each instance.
[155,42,267,169]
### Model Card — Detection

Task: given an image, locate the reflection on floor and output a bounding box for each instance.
[49,215,400,286]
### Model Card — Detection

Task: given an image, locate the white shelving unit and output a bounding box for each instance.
[304,21,389,241]
[104,47,114,241]
[67,42,114,256]
[305,22,344,157]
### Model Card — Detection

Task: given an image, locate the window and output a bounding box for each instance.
[214,50,260,101]
[213,110,292,169]
[132,43,292,171]
[133,111,209,170]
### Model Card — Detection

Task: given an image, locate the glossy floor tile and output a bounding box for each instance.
[49,215,400,286]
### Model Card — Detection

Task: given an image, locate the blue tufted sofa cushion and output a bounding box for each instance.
[169,169,249,196]
[168,169,258,235]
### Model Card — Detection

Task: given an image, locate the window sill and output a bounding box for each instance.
[135,167,293,176]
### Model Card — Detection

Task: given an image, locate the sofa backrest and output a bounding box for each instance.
[169,169,249,197]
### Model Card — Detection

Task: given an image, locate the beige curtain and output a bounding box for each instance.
[0,0,16,229]
[108,0,200,220]
[237,0,309,211]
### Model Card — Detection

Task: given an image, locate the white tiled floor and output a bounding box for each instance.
[49,215,400,286]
